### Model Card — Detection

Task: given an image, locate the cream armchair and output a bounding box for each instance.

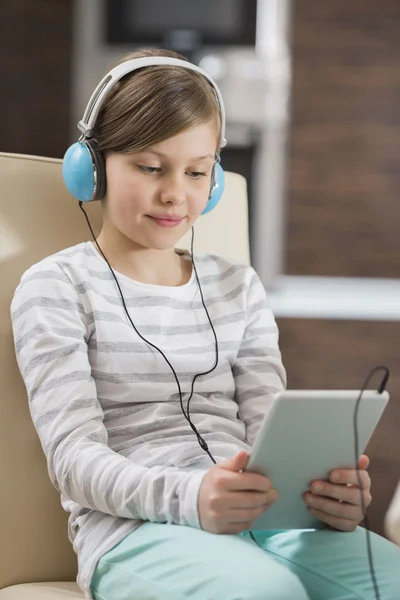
[0,152,249,599]
[385,481,400,547]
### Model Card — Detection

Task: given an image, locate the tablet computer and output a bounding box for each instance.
[245,389,389,531]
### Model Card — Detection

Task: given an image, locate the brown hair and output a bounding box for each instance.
[93,48,222,154]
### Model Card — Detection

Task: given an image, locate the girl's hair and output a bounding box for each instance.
[94,48,222,154]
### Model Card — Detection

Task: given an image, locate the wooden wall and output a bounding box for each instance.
[287,0,400,278]
[0,0,73,158]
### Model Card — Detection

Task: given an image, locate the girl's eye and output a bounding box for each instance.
[138,165,161,174]
[138,166,207,178]
[188,171,207,179]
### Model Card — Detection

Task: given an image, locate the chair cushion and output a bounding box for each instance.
[0,582,83,599]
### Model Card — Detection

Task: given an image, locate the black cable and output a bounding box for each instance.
[79,203,387,594]
[80,202,260,546]
[353,366,389,600]
[79,203,217,463]
[183,229,219,457]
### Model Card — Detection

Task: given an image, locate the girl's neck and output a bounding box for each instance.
[94,231,192,287]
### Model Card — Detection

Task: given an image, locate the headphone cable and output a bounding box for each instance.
[352,365,389,600]
[79,202,218,462]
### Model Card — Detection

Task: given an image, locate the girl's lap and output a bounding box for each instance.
[91,521,400,600]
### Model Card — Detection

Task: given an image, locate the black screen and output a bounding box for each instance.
[106,0,257,47]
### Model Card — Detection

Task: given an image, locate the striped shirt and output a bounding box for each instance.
[11,241,286,599]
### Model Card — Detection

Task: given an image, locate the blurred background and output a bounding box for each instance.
[1,0,399,537]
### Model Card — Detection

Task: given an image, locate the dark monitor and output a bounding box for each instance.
[105,0,257,49]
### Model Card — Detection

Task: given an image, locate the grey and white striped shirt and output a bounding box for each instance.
[11,241,286,599]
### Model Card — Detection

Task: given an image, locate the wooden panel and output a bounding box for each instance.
[287,0,400,277]
[278,317,400,537]
[0,0,73,158]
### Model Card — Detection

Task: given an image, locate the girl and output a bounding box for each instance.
[11,48,400,600]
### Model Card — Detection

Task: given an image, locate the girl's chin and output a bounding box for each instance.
[126,234,185,252]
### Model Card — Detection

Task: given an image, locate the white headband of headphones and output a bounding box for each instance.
[77,56,227,149]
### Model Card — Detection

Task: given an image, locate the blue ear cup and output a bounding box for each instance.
[62,140,106,202]
[202,162,225,215]
[62,143,94,202]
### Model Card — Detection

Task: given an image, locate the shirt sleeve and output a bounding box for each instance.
[233,268,287,446]
[385,480,400,546]
[10,259,205,529]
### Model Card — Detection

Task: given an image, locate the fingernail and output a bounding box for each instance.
[313,484,323,494]
[267,490,278,502]
[331,472,340,482]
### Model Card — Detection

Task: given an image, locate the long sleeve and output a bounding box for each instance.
[11,259,205,528]
[233,268,287,446]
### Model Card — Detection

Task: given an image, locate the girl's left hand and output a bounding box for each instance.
[304,454,372,532]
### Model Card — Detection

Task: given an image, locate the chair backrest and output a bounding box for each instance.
[0,152,249,588]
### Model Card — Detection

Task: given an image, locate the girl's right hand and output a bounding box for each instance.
[198,450,278,534]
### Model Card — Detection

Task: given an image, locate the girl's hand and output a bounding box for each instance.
[198,451,278,534]
[304,454,372,531]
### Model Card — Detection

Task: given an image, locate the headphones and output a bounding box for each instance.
[62,56,227,214]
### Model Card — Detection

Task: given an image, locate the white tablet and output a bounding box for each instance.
[245,389,389,531]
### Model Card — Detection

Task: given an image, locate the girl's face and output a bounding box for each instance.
[102,122,219,251]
